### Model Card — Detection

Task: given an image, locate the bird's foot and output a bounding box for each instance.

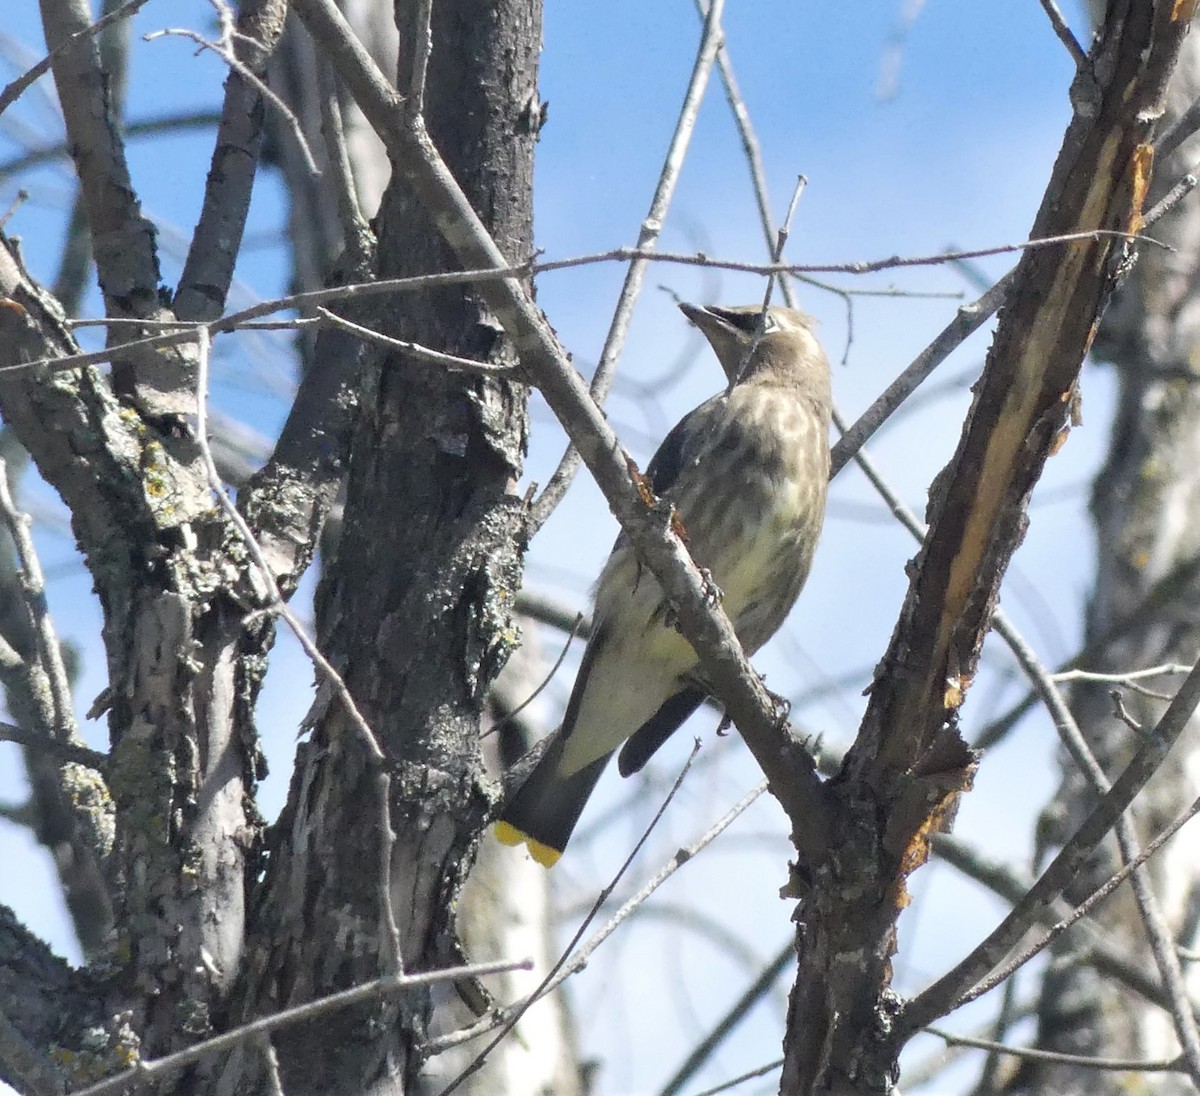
[698,567,723,608]
[767,684,792,728]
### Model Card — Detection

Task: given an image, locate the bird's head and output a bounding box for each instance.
[678,303,829,396]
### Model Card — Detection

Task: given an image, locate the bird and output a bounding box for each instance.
[495,302,832,868]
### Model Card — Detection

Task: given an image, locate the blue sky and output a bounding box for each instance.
[0,2,1117,1092]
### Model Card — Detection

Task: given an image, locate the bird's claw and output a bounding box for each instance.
[698,567,723,608]
[767,684,792,727]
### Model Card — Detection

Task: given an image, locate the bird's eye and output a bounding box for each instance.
[761,313,779,334]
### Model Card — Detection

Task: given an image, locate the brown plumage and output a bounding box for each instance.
[496,302,832,867]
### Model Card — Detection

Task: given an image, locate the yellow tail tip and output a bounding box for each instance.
[494,821,563,868]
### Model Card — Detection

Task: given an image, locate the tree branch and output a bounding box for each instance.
[174,0,290,322]
[291,0,830,847]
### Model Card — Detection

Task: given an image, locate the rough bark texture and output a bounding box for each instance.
[1017,9,1200,1094]
[778,4,1191,1091]
[0,228,267,1082]
[235,1,540,1092]
[426,626,584,1096]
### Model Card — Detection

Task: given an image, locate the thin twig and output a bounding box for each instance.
[926,1024,1179,1072]
[66,958,532,1096]
[5,230,1168,380]
[1144,168,1199,227]
[482,612,584,739]
[144,22,320,176]
[900,786,1200,1038]
[0,460,80,747]
[529,0,727,531]
[192,328,385,764]
[407,0,433,118]
[436,743,703,1094]
[686,1057,783,1096]
[725,174,807,393]
[1052,663,1192,684]
[527,231,1171,278]
[0,720,107,769]
[317,308,514,373]
[425,778,767,1057]
[513,590,592,638]
[1036,0,1087,68]
[0,0,151,118]
[656,941,794,1096]
[992,611,1200,1082]
[829,271,1013,477]
[931,832,1175,1009]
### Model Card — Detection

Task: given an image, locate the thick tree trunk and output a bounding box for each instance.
[234,2,541,1092]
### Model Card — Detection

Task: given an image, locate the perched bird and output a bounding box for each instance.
[495,302,832,867]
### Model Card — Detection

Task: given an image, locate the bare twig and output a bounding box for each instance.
[657,941,794,1096]
[5,230,1169,380]
[992,613,1200,1081]
[687,1057,783,1096]
[900,782,1200,1039]
[0,720,107,769]
[0,0,150,119]
[0,460,80,747]
[482,612,584,739]
[425,779,768,1057]
[67,958,532,1096]
[725,174,807,392]
[529,0,727,531]
[192,328,385,764]
[317,308,515,373]
[527,231,1170,278]
[1053,662,1191,686]
[1036,0,1087,68]
[829,271,1013,477]
[1144,167,1200,227]
[926,1024,1179,1072]
[513,590,592,638]
[145,20,318,178]
[437,744,703,1094]
[931,832,1171,1009]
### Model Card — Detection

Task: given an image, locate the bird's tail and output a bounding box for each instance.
[495,734,611,868]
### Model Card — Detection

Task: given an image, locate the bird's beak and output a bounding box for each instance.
[678,302,737,340]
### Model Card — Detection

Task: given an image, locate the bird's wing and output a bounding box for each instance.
[645,394,723,497]
[556,395,724,774]
[605,394,724,557]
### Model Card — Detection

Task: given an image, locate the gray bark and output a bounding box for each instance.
[233,1,542,1092]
